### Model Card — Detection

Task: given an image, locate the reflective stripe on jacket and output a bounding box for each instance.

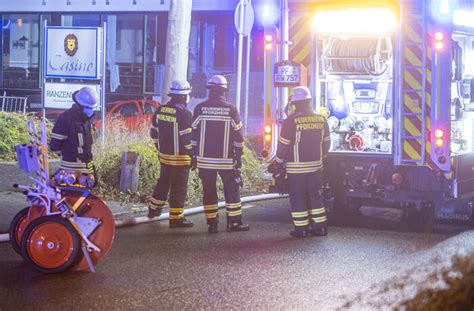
[191,95,244,170]
[49,104,94,166]
[150,100,193,166]
[275,110,330,174]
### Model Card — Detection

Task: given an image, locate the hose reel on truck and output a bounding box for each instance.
[322,36,393,76]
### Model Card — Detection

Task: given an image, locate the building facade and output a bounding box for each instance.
[0,0,268,134]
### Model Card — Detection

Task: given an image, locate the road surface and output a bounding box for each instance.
[2,198,471,310]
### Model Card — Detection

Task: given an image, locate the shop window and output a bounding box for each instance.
[1,14,40,89]
[144,13,167,95]
[106,14,144,95]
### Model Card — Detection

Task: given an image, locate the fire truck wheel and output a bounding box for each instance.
[21,216,80,274]
[9,207,30,256]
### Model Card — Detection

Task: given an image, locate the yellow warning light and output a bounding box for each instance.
[434,31,444,50]
[264,134,272,142]
[17,18,23,27]
[265,43,273,50]
[434,129,444,139]
[435,31,444,41]
[435,138,444,147]
[264,125,272,134]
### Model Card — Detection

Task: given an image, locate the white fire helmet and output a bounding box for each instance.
[290,86,312,103]
[73,87,98,108]
[206,75,228,90]
[169,80,192,95]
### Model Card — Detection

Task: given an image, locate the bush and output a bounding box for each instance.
[0,112,54,161]
[93,121,266,204]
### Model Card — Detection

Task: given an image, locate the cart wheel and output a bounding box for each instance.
[9,207,30,256]
[21,216,80,274]
[68,195,116,271]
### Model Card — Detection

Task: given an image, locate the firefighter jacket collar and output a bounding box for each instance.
[72,104,93,121]
[208,93,227,102]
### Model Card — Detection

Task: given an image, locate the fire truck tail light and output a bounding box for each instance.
[434,129,444,138]
[264,134,272,142]
[435,138,444,147]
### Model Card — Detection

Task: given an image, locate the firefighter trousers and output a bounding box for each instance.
[150,164,190,220]
[287,171,327,229]
[198,169,242,224]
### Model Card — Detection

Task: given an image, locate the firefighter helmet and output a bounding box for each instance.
[169,80,192,95]
[73,87,98,108]
[289,86,312,103]
[206,75,228,90]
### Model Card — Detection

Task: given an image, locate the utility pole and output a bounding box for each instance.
[281,0,289,111]
[161,0,193,104]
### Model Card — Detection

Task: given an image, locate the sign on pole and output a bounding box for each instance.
[45,27,100,79]
[44,82,100,109]
[234,1,254,37]
[234,0,254,114]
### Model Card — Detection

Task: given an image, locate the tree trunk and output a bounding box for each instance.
[161,0,193,104]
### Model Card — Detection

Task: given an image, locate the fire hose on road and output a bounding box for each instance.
[0,193,288,243]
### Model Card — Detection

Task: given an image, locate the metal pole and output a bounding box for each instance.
[244,29,251,134]
[41,20,48,120]
[101,22,107,144]
[281,0,289,112]
[235,0,245,113]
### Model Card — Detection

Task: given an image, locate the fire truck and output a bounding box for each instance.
[262,0,474,224]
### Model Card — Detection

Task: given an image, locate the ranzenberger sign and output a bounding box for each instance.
[45,27,100,79]
[44,82,100,109]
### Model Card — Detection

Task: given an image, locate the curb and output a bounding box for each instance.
[0,193,287,243]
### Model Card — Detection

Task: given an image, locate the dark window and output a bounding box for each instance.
[111,102,139,118]
[141,101,157,115]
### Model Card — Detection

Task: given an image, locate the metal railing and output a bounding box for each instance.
[0,91,28,114]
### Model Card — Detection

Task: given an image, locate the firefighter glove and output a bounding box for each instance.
[234,169,244,188]
[234,157,242,170]
[191,156,197,171]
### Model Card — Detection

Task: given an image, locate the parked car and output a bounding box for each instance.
[95,99,160,131]
[40,99,160,131]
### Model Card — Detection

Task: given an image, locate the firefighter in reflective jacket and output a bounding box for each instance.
[50,86,97,176]
[274,86,330,238]
[148,80,195,228]
[191,75,250,233]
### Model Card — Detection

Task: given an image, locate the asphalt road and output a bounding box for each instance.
[1,198,467,310]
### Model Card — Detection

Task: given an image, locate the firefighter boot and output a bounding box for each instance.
[226,221,250,232]
[310,225,328,237]
[147,206,162,219]
[290,227,309,238]
[169,218,194,228]
[208,222,218,234]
